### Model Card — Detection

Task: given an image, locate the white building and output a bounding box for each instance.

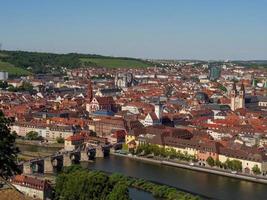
[0,71,8,80]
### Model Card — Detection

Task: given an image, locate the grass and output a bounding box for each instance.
[0,60,31,76]
[80,57,152,68]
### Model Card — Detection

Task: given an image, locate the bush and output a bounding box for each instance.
[224,159,242,171]
[26,131,43,140]
[206,157,215,167]
[252,165,261,175]
[135,144,197,162]
[56,137,65,144]
[55,168,130,200]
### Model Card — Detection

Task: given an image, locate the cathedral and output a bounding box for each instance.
[230,82,245,111]
[114,73,135,88]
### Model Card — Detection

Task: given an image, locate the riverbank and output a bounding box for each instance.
[112,152,267,184]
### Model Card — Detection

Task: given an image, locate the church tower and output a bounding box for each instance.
[230,82,245,111]
[239,82,245,109]
[154,102,163,123]
[87,77,93,102]
[264,79,267,97]
[230,82,237,111]
[252,79,257,96]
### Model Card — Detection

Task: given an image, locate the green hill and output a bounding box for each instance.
[0,50,154,75]
[80,57,152,68]
[0,60,31,76]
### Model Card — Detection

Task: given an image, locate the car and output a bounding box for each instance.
[189,162,194,166]
[231,171,237,174]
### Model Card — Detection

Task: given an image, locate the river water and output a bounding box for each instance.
[17,144,267,200]
[85,155,267,200]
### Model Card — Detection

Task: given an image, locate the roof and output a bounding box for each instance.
[11,175,51,191]
[94,96,115,105]
[65,134,85,142]
[148,112,159,121]
[91,109,115,116]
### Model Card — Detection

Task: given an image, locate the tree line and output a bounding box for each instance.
[55,165,200,200]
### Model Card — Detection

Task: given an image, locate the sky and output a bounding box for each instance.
[0,0,267,60]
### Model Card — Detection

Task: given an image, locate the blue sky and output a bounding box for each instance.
[0,0,266,60]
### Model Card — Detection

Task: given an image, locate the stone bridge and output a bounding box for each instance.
[20,144,110,175]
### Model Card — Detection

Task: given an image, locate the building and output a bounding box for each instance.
[11,175,52,200]
[64,133,85,151]
[230,82,245,111]
[258,96,267,107]
[209,66,221,81]
[0,71,8,80]
[11,122,75,141]
[86,96,116,113]
[115,73,135,88]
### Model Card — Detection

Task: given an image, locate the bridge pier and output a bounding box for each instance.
[44,158,53,174]
[63,153,72,167]
[23,163,32,174]
[96,147,104,158]
[80,151,89,161]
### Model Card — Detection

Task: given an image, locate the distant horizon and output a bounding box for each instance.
[1,48,267,62]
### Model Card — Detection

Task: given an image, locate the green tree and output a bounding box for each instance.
[56,137,65,144]
[231,160,242,171]
[0,111,20,179]
[215,159,222,167]
[107,183,130,200]
[0,81,8,89]
[252,165,261,175]
[55,167,131,200]
[206,157,215,167]
[225,159,242,171]
[26,131,42,140]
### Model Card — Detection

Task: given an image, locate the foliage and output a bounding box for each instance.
[0,111,20,179]
[55,166,130,200]
[252,165,261,175]
[224,159,242,171]
[55,166,199,200]
[0,81,8,89]
[8,81,34,93]
[0,51,81,74]
[80,57,152,68]
[135,144,196,162]
[56,137,65,144]
[0,60,30,77]
[0,50,154,75]
[218,84,227,92]
[215,159,222,167]
[107,183,130,200]
[109,173,200,200]
[206,157,215,167]
[26,131,43,141]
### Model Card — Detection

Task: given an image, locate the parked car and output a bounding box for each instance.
[189,162,194,166]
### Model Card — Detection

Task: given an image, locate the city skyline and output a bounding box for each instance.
[0,0,267,60]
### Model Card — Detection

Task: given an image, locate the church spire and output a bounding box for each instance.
[86,70,93,102]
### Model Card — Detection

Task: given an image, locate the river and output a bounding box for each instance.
[84,155,267,200]
[17,144,267,200]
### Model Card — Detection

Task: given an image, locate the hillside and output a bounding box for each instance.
[80,57,152,68]
[0,60,31,76]
[0,50,154,76]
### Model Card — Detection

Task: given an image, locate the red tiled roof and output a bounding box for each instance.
[11,175,50,191]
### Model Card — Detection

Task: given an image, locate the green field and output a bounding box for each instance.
[80,57,152,68]
[0,60,31,76]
